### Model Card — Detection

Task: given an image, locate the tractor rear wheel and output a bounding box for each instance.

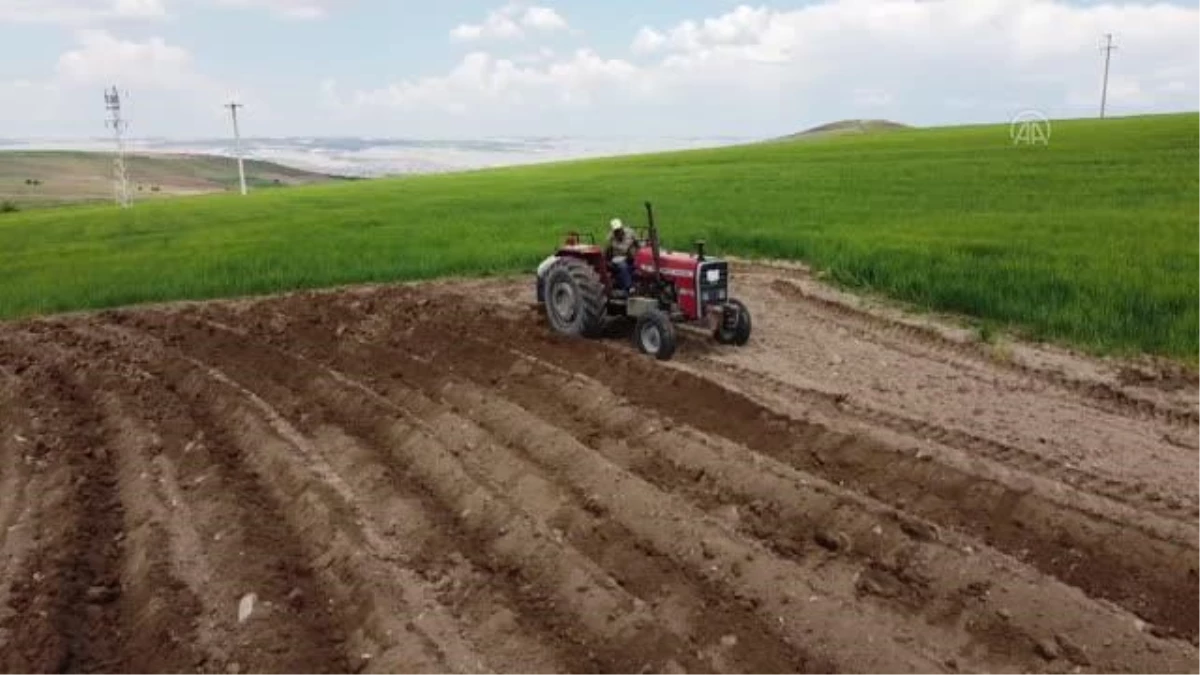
[633,309,677,361]
[714,299,752,346]
[544,258,606,338]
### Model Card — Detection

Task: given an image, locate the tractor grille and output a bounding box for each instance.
[698,261,729,308]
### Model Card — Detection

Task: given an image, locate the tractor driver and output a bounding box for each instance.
[605,218,637,293]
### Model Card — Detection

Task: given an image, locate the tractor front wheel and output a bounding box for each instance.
[714,299,752,346]
[544,258,606,338]
[633,309,677,361]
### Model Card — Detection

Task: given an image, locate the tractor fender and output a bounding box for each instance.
[535,255,560,303]
[536,255,560,278]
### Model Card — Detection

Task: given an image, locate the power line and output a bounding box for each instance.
[224,101,248,196]
[1100,33,1118,119]
[104,86,132,208]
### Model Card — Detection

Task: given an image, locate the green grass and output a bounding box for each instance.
[0,112,1196,361]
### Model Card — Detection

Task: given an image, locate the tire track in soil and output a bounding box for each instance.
[377,292,1200,643]
[136,306,815,673]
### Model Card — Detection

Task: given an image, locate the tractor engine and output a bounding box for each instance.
[631,246,728,322]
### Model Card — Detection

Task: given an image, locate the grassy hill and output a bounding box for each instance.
[775,118,913,141]
[0,151,343,210]
[0,112,1196,360]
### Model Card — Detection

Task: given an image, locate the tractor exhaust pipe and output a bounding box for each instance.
[644,201,664,287]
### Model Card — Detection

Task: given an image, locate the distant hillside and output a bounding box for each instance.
[0,151,350,209]
[774,119,913,142]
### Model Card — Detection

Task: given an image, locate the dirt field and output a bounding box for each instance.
[0,262,1196,673]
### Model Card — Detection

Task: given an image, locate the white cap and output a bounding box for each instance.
[610,218,623,231]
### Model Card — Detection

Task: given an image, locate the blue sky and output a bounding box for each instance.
[1,0,1196,139]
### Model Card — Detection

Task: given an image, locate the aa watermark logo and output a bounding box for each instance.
[1010,110,1051,146]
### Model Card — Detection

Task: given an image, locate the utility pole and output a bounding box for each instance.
[1100,33,1118,119]
[224,101,248,195]
[104,86,132,208]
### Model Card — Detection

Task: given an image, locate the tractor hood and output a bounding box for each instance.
[632,247,718,279]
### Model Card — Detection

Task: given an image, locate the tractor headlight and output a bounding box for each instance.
[706,269,721,284]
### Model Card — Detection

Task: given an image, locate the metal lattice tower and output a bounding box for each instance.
[104,86,132,208]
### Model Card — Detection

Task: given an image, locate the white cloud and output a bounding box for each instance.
[0,0,167,23]
[336,0,1198,137]
[326,48,643,115]
[513,46,557,65]
[207,0,339,19]
[450,2,570,42]
[521,6,566,32]
[0,0,343,23]
[634,5,774,55]
[56,29,195,89]
[631,27,666,55]
[1,26,259,137]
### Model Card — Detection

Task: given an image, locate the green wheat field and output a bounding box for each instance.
[0,112,1196,360]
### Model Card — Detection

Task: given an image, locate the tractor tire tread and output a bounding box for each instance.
[545,258,607,339]
[715,298,752,346]
[634,309,677,361]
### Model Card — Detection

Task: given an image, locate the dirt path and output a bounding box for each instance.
[0,263,1195,673]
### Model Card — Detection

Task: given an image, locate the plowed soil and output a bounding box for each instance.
[1,262,1196,674]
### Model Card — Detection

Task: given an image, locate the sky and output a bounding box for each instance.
[0,0,1197,140]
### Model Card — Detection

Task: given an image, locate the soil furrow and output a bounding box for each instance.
[134,345,483,673]
[54,322,355,673]
[139,313,728,673]
[452,308,1199,641]
[433,375,957,672]
[0,264,1194,674]
[202,285,1200,641]
[149,318,590,674]
[0,338,128,673]
[160,286,1200,640]
[690,356,1198,520]
[309,337,817,673]
[167,342,598,673]
[449,344,1197,671]
[0,368,46,662]
[367,321,1198,671]
[22,325,219,672]
[89,391,209,671]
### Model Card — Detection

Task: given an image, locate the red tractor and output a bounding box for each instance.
[535,202,752,360]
